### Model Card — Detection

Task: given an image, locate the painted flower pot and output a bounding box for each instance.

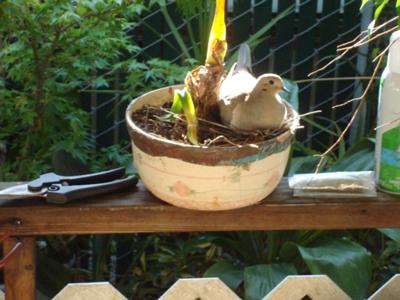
[126,85,299,211]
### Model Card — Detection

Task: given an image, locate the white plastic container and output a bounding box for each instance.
[375,30,400,194]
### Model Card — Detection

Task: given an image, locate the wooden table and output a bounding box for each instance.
[0,179,399,299]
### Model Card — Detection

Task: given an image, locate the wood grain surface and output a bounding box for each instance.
[159,278,241,300]
[0,179,399,236]
[53,282,127,300]
[4,237,35,300]
[263,275,351,300]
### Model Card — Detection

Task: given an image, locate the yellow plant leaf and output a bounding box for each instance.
[205,0,227,66]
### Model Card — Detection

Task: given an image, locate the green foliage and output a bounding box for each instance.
[92,144,133,172]
[204,260,243,290]
[379,229,400,242]
[361,0,400,22]
[171,88,198,144]
[150,0,213,62]
[203,232,377,299]
[115,234,220,298]
[0,0,141,180]
[201,231,324,297]
[121,57,193,102]
[0,0,192,179]
[244,264,297,300]
[2,2,398,300]
[299,239,372,300]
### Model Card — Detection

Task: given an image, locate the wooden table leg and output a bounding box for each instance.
[4,237,36,300]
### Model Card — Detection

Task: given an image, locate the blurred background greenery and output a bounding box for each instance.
[0,0,399,299]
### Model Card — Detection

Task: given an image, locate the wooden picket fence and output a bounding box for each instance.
[47,274,399,300]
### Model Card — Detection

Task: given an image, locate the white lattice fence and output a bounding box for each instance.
[51,274,400,300]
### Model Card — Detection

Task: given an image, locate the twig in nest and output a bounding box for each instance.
[197,116,231,130]
[159,106,230,128]
[204,135,242,147]
[315,53,385,173]
[298,110,322,118]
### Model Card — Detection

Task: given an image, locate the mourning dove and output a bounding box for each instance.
[219,43,288,131]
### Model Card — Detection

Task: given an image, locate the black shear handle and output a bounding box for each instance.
[28,167,126,191]
[45,175,138,204]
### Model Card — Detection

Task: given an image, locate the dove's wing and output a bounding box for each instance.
[219,70,257,105]
[219,43,255,105]
[236,43,253,73]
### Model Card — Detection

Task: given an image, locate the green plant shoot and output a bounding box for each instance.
[172,88,199,145]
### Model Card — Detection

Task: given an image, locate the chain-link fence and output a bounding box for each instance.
[83,0,373,153]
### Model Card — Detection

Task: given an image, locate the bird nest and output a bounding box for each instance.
[130,102,300,147]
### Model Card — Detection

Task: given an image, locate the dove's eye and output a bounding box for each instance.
[269,80,274,85]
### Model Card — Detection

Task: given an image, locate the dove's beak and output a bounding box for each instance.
[282,86,290,93]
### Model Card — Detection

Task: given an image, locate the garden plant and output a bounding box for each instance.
[0,0,400,299]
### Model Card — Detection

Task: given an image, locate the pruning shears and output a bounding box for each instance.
[0,167,137,204]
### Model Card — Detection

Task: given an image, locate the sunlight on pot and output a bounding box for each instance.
[126,85,299,211]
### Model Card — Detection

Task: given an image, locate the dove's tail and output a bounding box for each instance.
[236,43,252,72]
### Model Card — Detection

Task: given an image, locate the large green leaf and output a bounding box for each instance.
[288,155,321,176]
[328,138,374,172]
[204,260,243,290]
[244,263,297,300]
[328,148,374,171]
[397,0,400,15]
[379,228,400,242]
[298,239,371,300]
[374,0,389,20]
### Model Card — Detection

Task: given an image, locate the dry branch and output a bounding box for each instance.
[309,17,400,173]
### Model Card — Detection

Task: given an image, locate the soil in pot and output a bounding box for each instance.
[130,103,296,148]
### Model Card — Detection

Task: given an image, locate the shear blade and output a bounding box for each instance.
[0,184,44,200]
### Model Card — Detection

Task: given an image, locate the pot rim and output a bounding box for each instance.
[125,85,299,150]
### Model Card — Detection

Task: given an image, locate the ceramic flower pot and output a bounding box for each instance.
[126,85,299,211]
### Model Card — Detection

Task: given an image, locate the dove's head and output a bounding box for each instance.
[255,74,288,95]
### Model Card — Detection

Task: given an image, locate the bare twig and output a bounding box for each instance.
[204,135,241,147]
[337,26,399,52]
[372,36,400,63]
[315,54,385,173]
[337,31,365,49]
[159,106,236,131]
[332,39,394,109]
[308,48,350,77]
[375,117,400,130]
[298,110,322,118]
[336,16,398,49]
[309,17,398,78]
